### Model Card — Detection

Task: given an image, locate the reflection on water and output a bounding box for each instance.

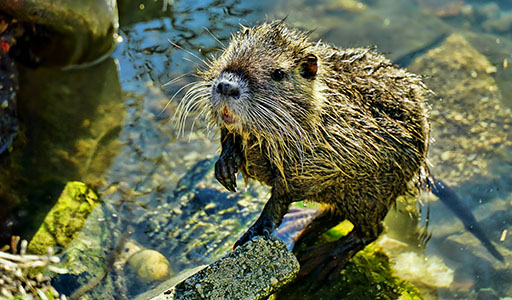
[3,0,512,299]
[1,57,123,241]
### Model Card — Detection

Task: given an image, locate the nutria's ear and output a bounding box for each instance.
[300,54,318,79]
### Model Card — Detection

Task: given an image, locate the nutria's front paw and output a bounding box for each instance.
[215,150,241,192]
[233,215,275,249]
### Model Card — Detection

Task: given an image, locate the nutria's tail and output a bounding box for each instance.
[430,177,504,262]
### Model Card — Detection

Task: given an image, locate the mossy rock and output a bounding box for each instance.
[27,181,99,255]
[51,204,117,298]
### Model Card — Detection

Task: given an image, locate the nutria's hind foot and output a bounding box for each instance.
[296,232,365,291]
[233,214,275,249]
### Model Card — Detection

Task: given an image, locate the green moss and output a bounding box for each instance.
[333,245,423,300]
[27,181,99,255]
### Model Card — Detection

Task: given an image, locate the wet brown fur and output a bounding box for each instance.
[178,20,430,274]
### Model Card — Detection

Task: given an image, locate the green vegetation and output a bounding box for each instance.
[27,181,99,255]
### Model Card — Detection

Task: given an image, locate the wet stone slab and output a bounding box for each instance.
[150,236,299,300]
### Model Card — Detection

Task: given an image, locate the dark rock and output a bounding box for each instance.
[0,15,18,156]
[0,0,118,66]
[150,236,299,300]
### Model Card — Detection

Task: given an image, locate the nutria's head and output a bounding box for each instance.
[178,21,324,147]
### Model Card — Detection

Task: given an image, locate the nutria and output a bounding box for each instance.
[177,20,502,283]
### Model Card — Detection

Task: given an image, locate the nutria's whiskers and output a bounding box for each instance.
[175,81,211,137]
[167,39,211,69]
[202,26,225,48]
[161,72,191,88]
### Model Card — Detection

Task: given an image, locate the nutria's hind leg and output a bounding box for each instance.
[295,222,383,290]
[297,231,364,279]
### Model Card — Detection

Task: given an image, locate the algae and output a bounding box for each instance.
[27,181,99,255]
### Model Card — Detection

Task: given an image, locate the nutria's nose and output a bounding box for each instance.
[215,81,240,98]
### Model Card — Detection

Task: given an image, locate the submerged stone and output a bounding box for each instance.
[128,249,171,282]
[51,204,116,299]
[392,252,453,288]
[0,0,118,66]
[27,181,99,255]
[409,33,512,188]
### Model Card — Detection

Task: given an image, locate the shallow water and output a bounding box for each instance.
[2,0,512,299]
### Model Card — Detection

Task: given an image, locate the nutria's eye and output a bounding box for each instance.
[271,69,286,81]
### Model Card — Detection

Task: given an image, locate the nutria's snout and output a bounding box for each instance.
[212,71,245,100]
[212,71,250,126]
[215,81,240,98]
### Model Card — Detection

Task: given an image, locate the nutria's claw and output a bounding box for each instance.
[233,215,274,249]
[233,228,255,249]
[215,154,239,192]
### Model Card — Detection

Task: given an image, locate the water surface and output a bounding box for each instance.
[4,0,512,299]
